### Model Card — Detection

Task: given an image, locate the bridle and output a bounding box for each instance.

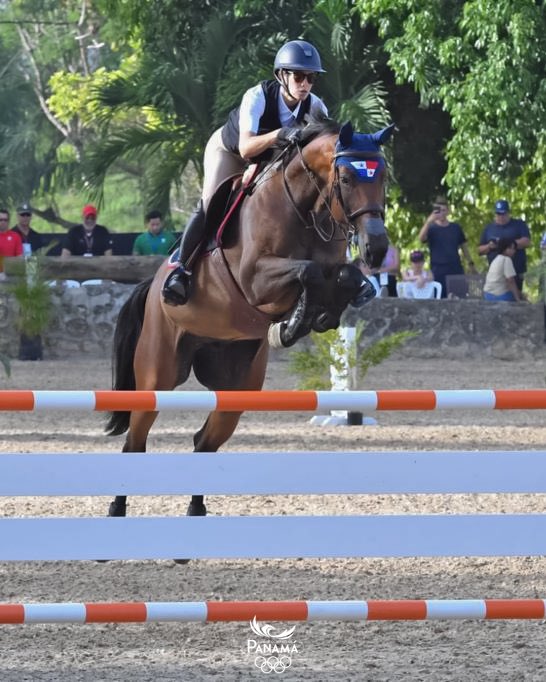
[280,139,386,243]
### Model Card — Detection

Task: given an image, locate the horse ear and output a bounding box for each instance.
[371,123,396,146]
[338,121,354,148]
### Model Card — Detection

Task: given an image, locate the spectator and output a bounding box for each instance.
[402,249,433,289]
[478,199,530,292]
[0,208,23,277]
[366,244,400,297]
[61,204,113,257]
[418,197,476,298]
[11,203,44,255]
[132,210,177,256]
[483,237,524,302]
[0,208,23,280]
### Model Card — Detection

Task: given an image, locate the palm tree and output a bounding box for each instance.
[84,1,390,214]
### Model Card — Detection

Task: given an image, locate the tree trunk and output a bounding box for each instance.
[4,256,165,284]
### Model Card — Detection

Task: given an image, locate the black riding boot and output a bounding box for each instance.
[162,200,206,306]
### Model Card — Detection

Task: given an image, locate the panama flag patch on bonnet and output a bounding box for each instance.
[350,159,379,178]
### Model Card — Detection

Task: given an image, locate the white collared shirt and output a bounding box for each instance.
[238,84,328,134]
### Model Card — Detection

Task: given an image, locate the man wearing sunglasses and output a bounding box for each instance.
[12,203,44,255]
[163,39,328,306]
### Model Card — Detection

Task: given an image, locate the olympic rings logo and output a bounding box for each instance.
[254,655,292,674]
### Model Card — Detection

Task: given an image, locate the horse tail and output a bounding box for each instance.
[105,276,153,436]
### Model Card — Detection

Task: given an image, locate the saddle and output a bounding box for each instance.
[204,166,260,251]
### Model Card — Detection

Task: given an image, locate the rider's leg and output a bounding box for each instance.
[162,200,206,306]
[162,128,245,306]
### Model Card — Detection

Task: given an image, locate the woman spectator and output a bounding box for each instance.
[366,244,400,297]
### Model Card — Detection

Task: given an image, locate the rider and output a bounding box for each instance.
[162,40,328,306]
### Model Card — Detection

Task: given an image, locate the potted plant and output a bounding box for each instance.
[10,254,53,360]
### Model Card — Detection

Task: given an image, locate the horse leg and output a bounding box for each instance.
[108,293,184,517]
[311,263,375,333]
[172,340,267,565]
[187,339,269,516]
[267,261,326,348]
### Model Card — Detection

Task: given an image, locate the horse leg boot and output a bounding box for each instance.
[162,199,206,306]
[268,263,324,348]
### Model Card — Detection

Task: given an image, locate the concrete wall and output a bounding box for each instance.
[0,282,133,359]
[344,298,545,360]
[0,283,544,360]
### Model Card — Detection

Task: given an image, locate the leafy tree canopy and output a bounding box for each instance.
[356,1,546,193]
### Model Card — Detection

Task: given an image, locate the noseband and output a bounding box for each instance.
[280,141,386,243]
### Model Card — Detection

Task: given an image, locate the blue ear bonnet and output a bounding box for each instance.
[334,122,394,183]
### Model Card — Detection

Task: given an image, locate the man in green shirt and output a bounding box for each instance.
[132,210,177,256]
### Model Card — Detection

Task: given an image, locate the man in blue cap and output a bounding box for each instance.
[478,200,530,292]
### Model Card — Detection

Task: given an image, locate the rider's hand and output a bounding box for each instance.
[277,127,303,147]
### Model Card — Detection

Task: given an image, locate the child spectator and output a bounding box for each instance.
[403,250,433,289]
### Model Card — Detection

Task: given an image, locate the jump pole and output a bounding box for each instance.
[1,389,546,411]
[1,600,545,624]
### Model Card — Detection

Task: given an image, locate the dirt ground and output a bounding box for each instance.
[1,353,546,682]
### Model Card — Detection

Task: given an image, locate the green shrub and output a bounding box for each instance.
[289,322,419,390]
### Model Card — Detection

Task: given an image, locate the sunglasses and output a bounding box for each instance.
[286,70,317,85]
[18,212,31,217]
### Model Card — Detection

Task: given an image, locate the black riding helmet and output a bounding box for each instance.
[273,40,326,74]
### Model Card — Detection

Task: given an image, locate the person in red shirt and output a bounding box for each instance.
[0,208,23,275]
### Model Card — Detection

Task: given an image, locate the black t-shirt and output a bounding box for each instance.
[62,224,113,256]
[11,226,44,253]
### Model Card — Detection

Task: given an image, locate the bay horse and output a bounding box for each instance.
[106,115,392,520]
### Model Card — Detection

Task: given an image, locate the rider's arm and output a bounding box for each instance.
[238,85,281,161]
[239,129,282,161]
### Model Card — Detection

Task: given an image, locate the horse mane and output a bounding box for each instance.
[299,111,341,146]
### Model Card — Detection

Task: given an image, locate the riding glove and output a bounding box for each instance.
[277,127,303,147]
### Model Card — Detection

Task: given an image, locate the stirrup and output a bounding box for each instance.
[162,267,192,306]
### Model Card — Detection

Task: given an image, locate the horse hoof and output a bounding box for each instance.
[108,501,126,517]
[173,502,207,564]
[312,312,337,333]
[187,502,207,517]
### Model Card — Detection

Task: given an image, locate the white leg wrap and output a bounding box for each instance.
[267,322,285,349]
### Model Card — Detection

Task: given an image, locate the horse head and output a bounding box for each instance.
[333,121,393,268]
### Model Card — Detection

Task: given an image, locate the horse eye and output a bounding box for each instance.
[340,174,351,185]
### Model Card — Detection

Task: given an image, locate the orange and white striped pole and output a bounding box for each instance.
[0,389,545,411]
[0,599,544,624]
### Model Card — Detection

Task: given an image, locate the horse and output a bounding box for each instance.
[105,114,392,520]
